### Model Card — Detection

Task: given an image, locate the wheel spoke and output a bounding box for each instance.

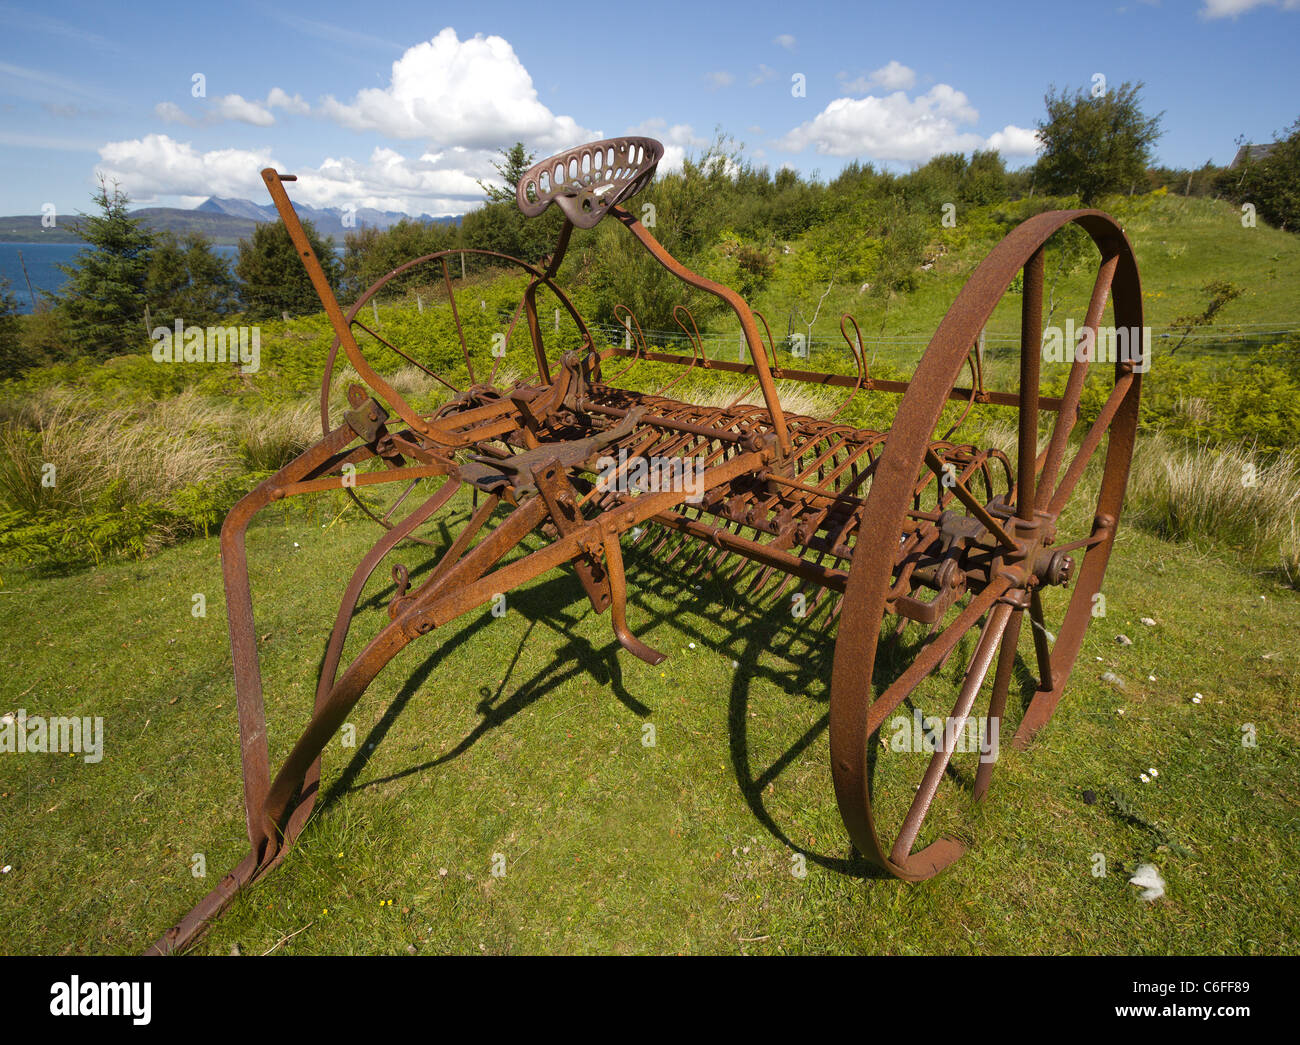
[1047,370,1134,516]
[380,478,421,525]
[488,291,528,386]
[440,257,477,386]
[923,447,1016,550]
[1017,248,1045,521]
[866,579,1011,738]
[1028,588,1054,691]
[974,607,1023,801]
[353,319,461,394]
[890,602,1013,863]
[1037,253,1119,508]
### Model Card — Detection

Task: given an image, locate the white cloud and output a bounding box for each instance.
[319,27,595,150]
[98,135,278,201]
[156,88,307,128]
[212,93,275,127]
[624,119,707,172]
[774,33,796,50]
[96,133,490,215]
[986,124,1042,157]
[266,87,309,115]
[749,64,776,87]
[296,147,486,211]
[1201,0,1299,16]
[776,83,1035,163]
[705,70,734,89]
[841,60,917,93]
[154,101,197,126]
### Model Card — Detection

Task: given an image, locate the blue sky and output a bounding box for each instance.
[1,0,1297,218]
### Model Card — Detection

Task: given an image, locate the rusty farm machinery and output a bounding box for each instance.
[149,135,1144,953]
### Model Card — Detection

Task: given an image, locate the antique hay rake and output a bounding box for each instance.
[149,135,1143,953]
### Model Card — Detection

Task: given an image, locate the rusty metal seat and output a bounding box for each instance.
[516,136,662,229]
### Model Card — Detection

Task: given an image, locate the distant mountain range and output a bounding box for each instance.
[0,197,461,245]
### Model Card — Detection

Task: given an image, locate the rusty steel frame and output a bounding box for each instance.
[148,135,1144,953]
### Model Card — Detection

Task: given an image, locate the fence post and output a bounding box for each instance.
[554,308,560,332]
[372,300,380,327]
[416,294,423,314]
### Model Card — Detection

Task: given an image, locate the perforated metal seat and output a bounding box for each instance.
[516,136,662,229]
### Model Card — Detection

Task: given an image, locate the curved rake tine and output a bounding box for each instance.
[604,303,650,383]
[829,313,869,421]
[939,350,981,442]
[651,305,706,397]
[753,310,780,377]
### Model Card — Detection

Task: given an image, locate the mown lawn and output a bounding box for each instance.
[1,482,1296,955]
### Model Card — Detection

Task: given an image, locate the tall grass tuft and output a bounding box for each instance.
[686,378,840,419]
[1123,431,1300,585]
[930,420,1299,585]
[237,401,318,472]
[0,392,233,515]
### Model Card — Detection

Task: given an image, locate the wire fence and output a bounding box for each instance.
[575,318,1298,368]
[487,302,1296,372]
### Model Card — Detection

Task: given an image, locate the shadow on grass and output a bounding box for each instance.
[317,569,649,810]
[304,513,1045,888]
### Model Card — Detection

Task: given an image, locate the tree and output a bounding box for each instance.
[1217,116,1300,231]
[1035,81,1163,204]
[460,200,562,263]
[477,142,536,203]
[146,230,239,327]
[1146,160,1222,197]
[341,219,459,299]
[235,218,340,319]
[56,177,154,359]
[1170,280,1243,354]
[0,277,40,376]
[463,142,560,261]
[964,150,1008,206]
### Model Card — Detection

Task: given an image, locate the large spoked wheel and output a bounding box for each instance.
[829,210,1144,881]
[320,247,592,542]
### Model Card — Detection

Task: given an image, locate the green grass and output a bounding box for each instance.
[1,485,1296,955]
[2,187,1297,955]
[740,193,1300,369]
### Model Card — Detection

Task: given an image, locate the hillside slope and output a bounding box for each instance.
[743,193,1300,367]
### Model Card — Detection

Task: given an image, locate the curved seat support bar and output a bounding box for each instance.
[610,204,792,457]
